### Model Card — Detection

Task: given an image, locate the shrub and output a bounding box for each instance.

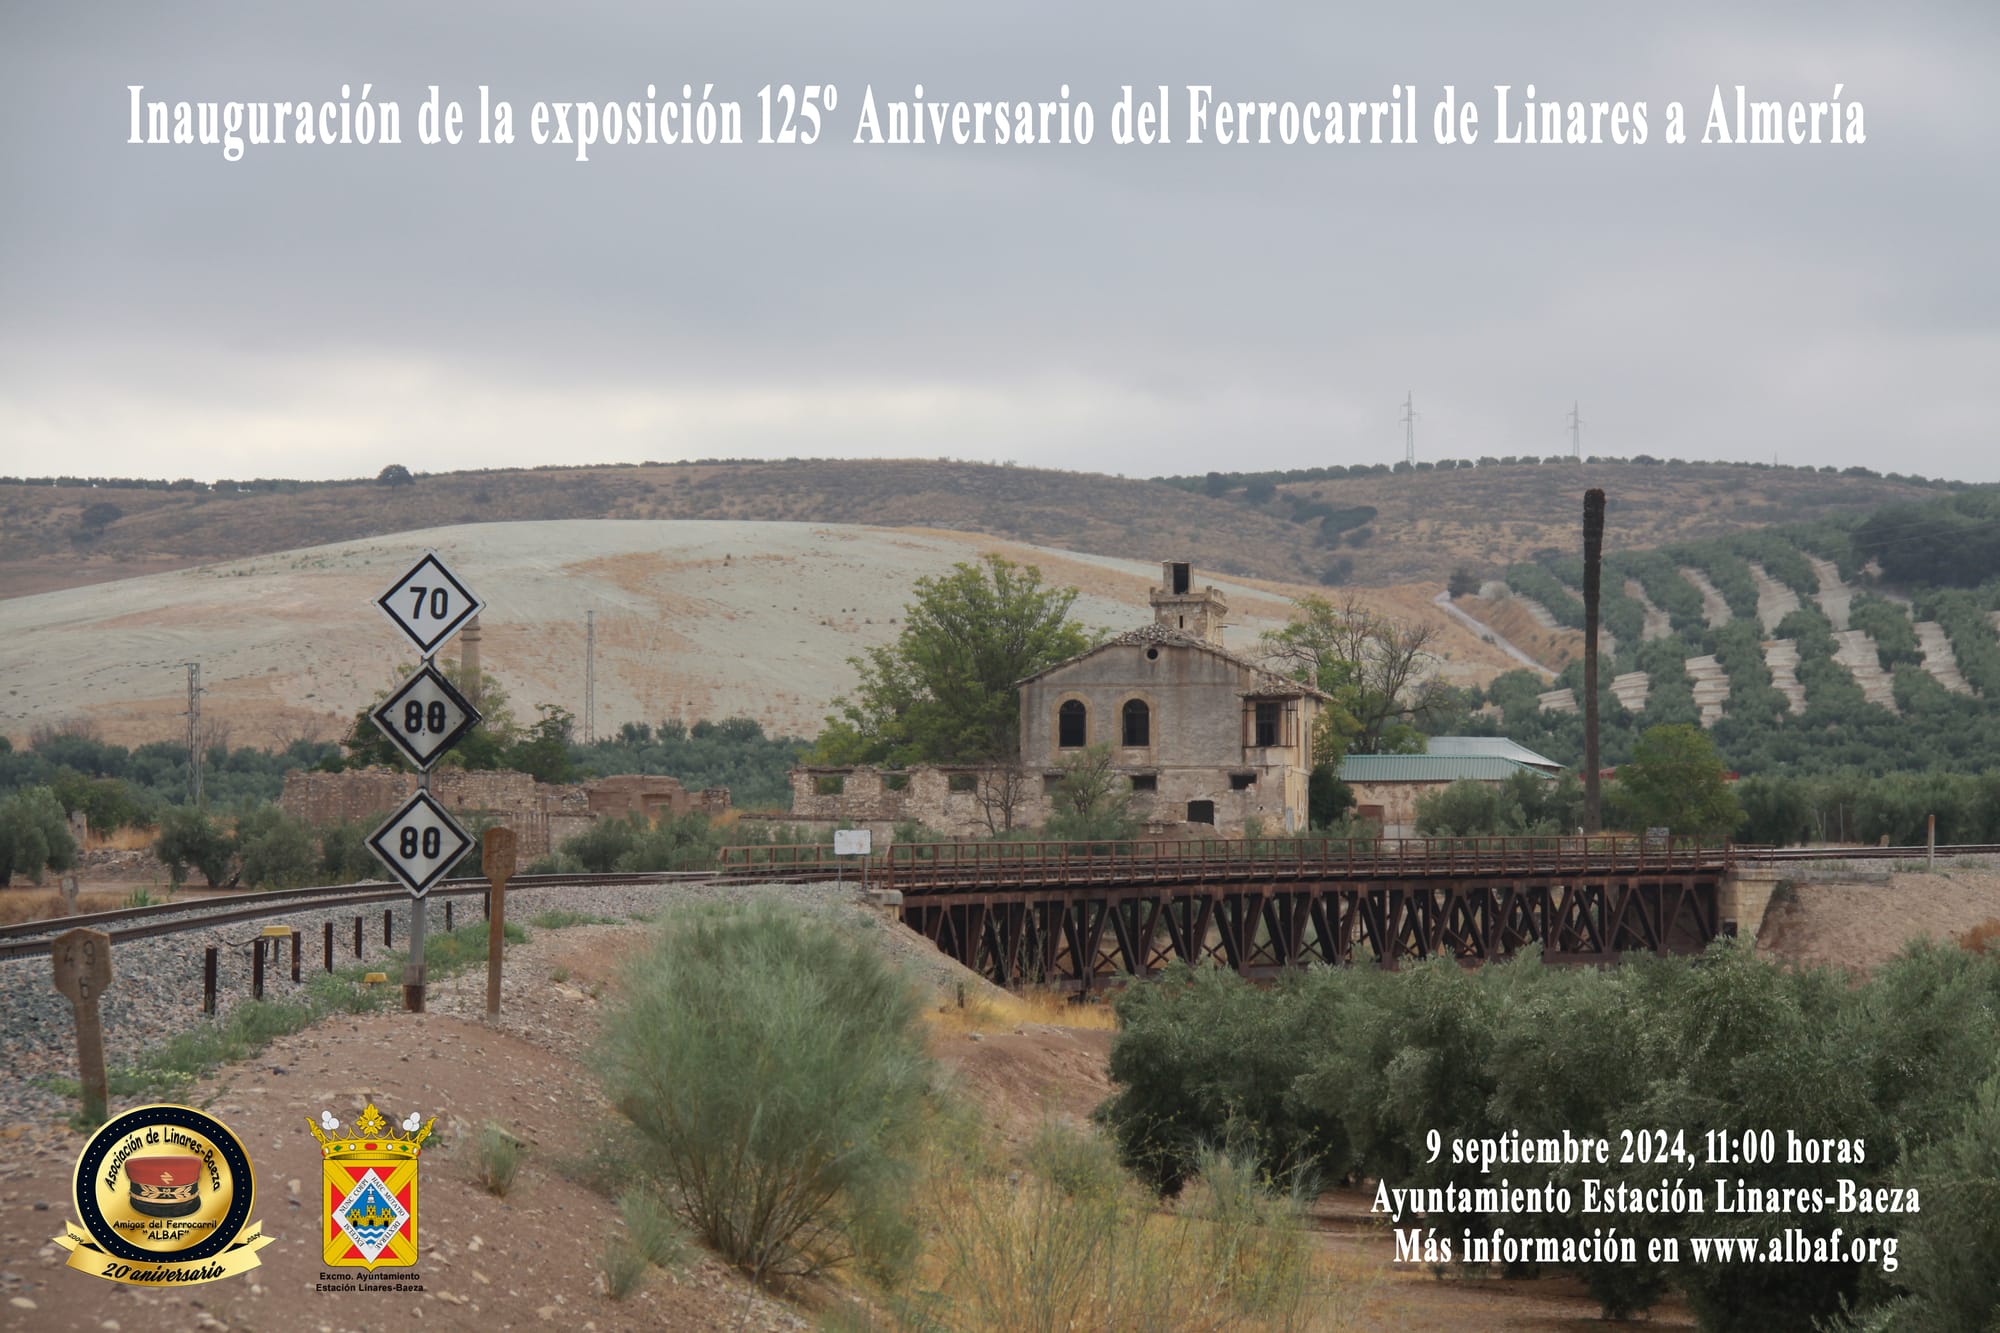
[600,903,932,1284]
[473,1122,524,1196]
[619,1187,690,1271]
[598,1236,646,1300]
[1102,941,2000,1328]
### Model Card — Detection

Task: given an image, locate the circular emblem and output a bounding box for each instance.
[71,1105,256,1264]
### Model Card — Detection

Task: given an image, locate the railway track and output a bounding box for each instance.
[3,842,1987,964]
[0,865,836,962]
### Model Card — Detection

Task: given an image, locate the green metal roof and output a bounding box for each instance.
[1338,755,1558,784]
[1424,737,1563,770]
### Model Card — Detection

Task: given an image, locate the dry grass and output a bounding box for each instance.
[85,826,157,851]
[0,888,133,926]
[884,1124,1367,1333]
[926,986,1120,1037]
[1960,918,2000,954]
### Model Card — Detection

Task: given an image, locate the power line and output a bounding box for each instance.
[1400,391,1418,466]
[1568,401,1584,459]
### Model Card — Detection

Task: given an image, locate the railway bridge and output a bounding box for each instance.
[737,836,1745,990]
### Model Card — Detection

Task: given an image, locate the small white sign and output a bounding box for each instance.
[834,829,873,856]
[375,550,484,656]
[369,664,482,771]
[367,791,474,897]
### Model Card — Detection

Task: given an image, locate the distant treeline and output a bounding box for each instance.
[1158,456,1960,493]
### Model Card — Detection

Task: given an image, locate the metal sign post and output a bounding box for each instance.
[370,551,485,1013]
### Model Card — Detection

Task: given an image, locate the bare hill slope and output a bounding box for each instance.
[0,520,1511,750]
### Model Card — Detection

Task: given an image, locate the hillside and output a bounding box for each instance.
[0,520,1513,750]
[1253,462,1942,586]
[0,458,1947,599]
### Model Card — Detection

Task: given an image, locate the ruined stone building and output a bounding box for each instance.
[788,562,1328,839]
[1016,562,1327,834]
[280,769,728,861]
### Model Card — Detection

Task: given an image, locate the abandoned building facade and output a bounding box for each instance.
[280,769,729,860]
[788,562,1328,839]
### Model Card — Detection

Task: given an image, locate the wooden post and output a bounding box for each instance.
[483,828,517,1017]
[1928,813,1936,869]
[52,929,113,1125]
[324,920,334,971]
[445,899,454,932]
[203,946,218,1016]
[384,909,393,948]
[252,939,265,999]
[354,916,363,958]
[291,930,302,983]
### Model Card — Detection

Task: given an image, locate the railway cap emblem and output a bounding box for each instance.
[309,1102,435,1269]
[55,1104,272,1286]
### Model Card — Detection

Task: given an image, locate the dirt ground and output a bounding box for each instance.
[1755,864,2000,974]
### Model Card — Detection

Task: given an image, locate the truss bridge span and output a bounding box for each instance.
[728,836,1735,990]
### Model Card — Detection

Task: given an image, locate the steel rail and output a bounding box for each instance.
[0,869,743,943]
[0,865,833,961]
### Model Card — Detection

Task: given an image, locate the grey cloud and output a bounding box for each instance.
[0,1,1994,481]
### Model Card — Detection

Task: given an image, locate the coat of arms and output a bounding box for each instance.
[308,1102,434,1269]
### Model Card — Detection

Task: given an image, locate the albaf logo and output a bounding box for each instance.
[55,1104,273,1286]
[309,1102,434,1269]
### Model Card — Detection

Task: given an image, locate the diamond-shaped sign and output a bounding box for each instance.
[375,551,483,655]
[367,791,473,897]
[369,665,481,771]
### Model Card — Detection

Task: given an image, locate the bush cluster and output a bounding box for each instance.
[600,903,932,1284]
[1102,943,2000,1329]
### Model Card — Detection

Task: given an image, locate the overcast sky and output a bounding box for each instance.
[2,3,1994,484]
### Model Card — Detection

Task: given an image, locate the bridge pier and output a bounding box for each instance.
[1721,869,1786,945]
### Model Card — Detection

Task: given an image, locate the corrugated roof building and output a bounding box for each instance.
[1339,740,1565,838]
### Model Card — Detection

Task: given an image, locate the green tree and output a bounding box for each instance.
[0,786,78,886]
[813,555,1092,766]
[1043,743,1138,841]
[234,806,320,889]
[1608,724,1744,839]
[336,662,516,771]
[154,804,234,888]
[505,704,576,783]
[1261,593,1448,763]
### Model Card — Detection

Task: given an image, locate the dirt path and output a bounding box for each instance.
[1432,591,1552,678]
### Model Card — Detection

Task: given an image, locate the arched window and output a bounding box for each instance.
[1058,699,1087,748]
[1122,699,1150,747]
